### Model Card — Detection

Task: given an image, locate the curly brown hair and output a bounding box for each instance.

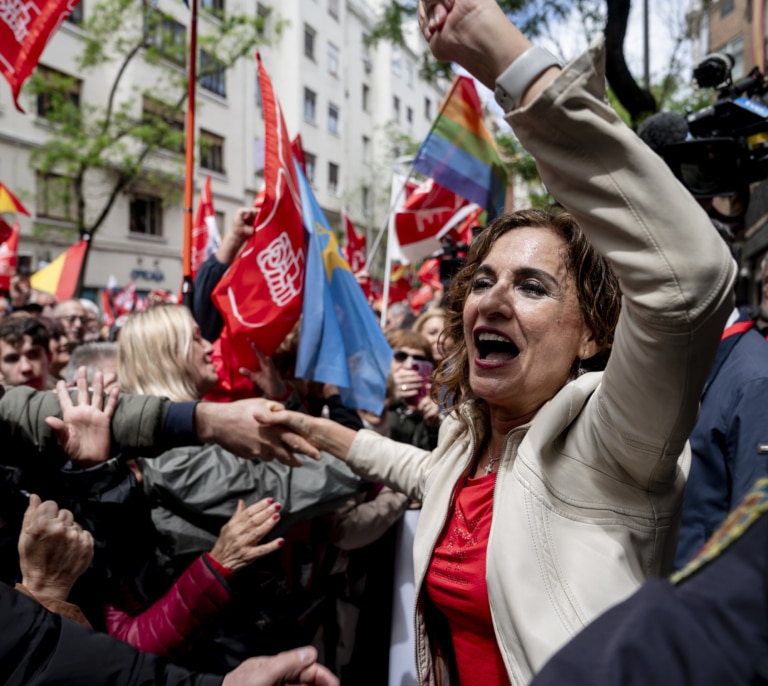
[433,208,621,422]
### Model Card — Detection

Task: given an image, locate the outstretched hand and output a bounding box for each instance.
[210,498,284,572]
[240,339,292,400]
[222,646,339,686]
[44,367,119,467]
[194,397,320,465]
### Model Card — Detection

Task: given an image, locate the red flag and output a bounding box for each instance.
[211,53,304,379]
[0,0,81,111]
[342,211,366,273]
[291,135,307,177]
[409,283,435,312]
[0,222,20,291]
[393,178,469,263]
[191,176,220,280]
[417,258,443,291]
[446,205,484,246]
[100,288,115,327]
[388,263,413,304]
[112,281,137,316]
[0,217,13,244]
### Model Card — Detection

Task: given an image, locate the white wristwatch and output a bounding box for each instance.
[494,46,562,112]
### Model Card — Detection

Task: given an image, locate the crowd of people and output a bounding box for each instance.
[3,0,768,683]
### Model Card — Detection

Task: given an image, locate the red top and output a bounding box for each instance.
[425,472,509,684]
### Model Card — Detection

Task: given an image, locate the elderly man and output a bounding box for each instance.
[52,299,91,351]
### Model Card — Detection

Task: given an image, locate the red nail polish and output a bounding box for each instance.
[273,503,282,511]
[266,498,275,504]
[272,513,281,521]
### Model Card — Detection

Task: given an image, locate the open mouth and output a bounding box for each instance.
[475,331,519,362]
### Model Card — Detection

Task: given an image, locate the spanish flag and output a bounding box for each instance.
[0,182,30,215]
[31,239,88,301]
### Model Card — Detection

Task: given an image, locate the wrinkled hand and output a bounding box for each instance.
[222,646,339,686]
[240,340,291,400]
[418,0,528,89]
[254,407,355,463]
[392,367,424,405]
[19,494,94,601]
[210,498,283,572]
[44,367,119,467]
[194,397,320,466]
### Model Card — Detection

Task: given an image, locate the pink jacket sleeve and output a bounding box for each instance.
[104,554,232,657]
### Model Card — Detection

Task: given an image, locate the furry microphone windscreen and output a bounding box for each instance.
[637,112,690,154]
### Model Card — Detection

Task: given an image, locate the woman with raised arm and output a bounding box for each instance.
[259,0,737,683]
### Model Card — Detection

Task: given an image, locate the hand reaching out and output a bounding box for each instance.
[44,367,120,467]
[240,339,292,400]
[210,498,284,572]
[19,494,94,601]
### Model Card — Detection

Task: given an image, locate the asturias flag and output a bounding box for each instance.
[414,75,507,219]
[30,239,88,301]
[212,53,305,376]
[295,162,392,415]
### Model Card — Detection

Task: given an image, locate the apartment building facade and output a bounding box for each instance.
[0,0,445,299]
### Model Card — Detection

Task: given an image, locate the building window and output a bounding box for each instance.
[328,0,339,19]
[256,3,270,37]
[129,195,163,236]
[720,0,734,16]
[362,36,373,73]
[328,103,340,135]
[66,1,83,25]
[36,173,78,222]
[35,66,81,120]
[304,24,316,60]
[144,9,186,66]
[362,84,370,112]
[327,42,339,76]
[304,88,317,123]
[142,96,185,153]
[406,61,414,87]
[716,35,744,78]
[406,106,413,134]
[200,50,226,97]
[393,96,400,123]
[391,47,402,76]
[328,162,339,195]
[362,135,371,164]
[305,152,316,185]
[362,186,370,215]
[425,96,432,121]
[201,0,224,15]
[200,130,225,173]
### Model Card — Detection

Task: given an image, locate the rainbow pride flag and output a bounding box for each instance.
[414,76,507,219]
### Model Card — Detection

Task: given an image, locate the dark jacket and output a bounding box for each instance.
[532,479,768,686]
[0,582,223,686]
[676,315,768,567]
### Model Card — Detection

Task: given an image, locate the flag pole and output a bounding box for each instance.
[181,0,199,309]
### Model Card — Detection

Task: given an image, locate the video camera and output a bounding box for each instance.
[659,53,768,198]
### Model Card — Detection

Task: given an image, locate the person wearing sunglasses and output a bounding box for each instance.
[386,329,443,451]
